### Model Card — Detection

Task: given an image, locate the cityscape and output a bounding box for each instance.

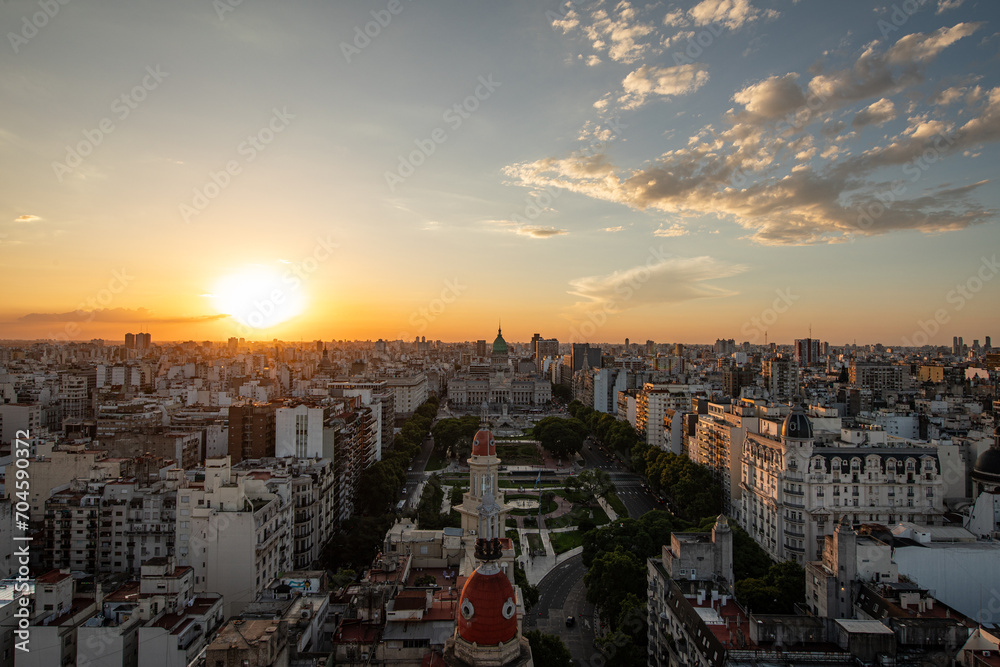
[0,332,997,666]
[2,1,1000,666]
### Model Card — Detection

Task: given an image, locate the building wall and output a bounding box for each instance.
[275,405,325,458]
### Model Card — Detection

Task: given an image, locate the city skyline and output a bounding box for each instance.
[2,0,999,345]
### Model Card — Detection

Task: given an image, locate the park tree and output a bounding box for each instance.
[585,546,645,625]
[531,416,587,458]
[596,631,645,667]
[735,560,805,614]
[565,468,613,506]
[432,416,480,458]
[356,460,404,515]
[525,631,572,667]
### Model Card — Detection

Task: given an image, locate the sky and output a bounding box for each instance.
[1,0,998,346]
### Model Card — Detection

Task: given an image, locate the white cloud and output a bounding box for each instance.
[687,0,771,30]
[14,214,41,223]
[653,223,688,237]
[485,219,568,239]
[619,63,709,109]
[733,74,806,119]
[886,22,982,65]
[852,98,897,129]
[566,255,747,317]
[936,0,964,13]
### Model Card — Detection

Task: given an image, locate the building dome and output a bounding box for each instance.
[974,448,1000,478]
[492,326,508,355]
[782,399,813,440]
[471,430,495,457]
[457,568,518,646]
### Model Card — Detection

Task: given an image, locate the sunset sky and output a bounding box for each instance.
[2,0,998,346]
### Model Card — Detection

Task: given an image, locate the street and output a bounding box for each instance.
[523,553,599,666]
[579,439,661,519]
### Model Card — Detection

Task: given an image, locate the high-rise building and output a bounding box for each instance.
[275,404,327,458]
[227,403,277,462]
[722,365,753,398]
[571,342,601,372]
[763,357,797,401]
[795,338,821,366]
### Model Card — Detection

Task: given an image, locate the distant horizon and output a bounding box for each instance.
[0,334,992,350]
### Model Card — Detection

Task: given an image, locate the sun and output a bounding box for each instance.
[208,263,307,329]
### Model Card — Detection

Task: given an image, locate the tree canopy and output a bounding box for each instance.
[531,416,587,458]
[565,468,614,506]
[431,416,481,458]
[525,631,572,667]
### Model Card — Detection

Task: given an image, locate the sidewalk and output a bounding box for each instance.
[596,496,618,521]
[516,523,584,586]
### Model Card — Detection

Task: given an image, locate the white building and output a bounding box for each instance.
[385,373,429,416]
[276,404,326,458]
[174,457,292,618]
[740,403,945,565]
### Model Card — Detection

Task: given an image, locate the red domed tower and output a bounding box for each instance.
[446,427,532,667]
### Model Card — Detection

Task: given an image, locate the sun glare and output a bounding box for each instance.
[209,264,307,329]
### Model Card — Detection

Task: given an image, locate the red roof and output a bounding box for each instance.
[471,430,495,457]
[457,567,517,646]
[36,570,72,585]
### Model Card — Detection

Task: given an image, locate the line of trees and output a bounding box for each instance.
[415,473,461,530]
[323,395,440,572]
[631,443,722,522]
[568,400,643,456]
